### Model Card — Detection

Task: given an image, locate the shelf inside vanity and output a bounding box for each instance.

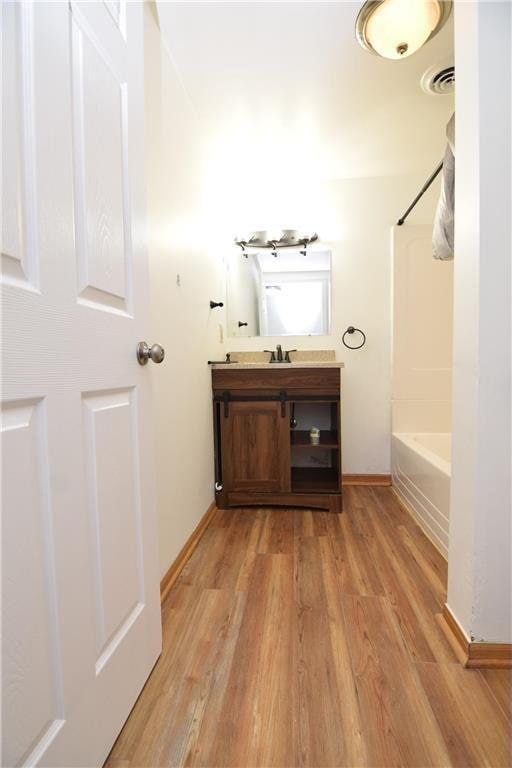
[291,466,340,493]
[289,400,341,495]
[290,430,339,448]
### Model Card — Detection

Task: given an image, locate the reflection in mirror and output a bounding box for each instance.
[227,249,331,337]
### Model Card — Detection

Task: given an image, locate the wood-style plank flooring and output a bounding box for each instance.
[106,487,511,767]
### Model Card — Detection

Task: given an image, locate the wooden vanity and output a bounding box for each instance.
[211,362,343,512]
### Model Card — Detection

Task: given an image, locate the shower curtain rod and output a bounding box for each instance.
[396,160,444,226]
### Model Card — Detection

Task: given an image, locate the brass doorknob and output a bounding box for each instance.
[137,342,165,366]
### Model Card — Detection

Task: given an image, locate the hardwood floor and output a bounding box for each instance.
[106,487,511,767]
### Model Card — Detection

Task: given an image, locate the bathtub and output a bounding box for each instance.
[392,432,451,558]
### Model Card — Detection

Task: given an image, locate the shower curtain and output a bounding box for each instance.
[433,113,455,260]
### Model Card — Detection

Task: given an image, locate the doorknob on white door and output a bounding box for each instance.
[137,341,165,365]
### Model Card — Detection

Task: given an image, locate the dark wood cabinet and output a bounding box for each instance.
[221,400,290,493]
[212,366,342,512]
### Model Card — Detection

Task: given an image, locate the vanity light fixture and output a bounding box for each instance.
[234,230,319,254]
[355,0,452,60]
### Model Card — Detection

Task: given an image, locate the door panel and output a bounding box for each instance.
[1,399,65,768]
[1,2,161,766]
[103,1,126,37]
[71,2,131,314]
[222,401,290,493]
[82,388,144,667]
[1,1,38,290]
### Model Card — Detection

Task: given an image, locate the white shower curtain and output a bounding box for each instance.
[433,113,455,260]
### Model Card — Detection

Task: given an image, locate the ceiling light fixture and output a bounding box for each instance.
[355,0,452,60]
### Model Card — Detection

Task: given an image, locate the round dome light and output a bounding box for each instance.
[355,0,452,60]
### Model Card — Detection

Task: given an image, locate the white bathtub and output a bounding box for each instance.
[392,432,451,558]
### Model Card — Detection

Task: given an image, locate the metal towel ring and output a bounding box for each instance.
[342,326,366,350]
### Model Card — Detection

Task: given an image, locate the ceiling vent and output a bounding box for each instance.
[421,63,455,95]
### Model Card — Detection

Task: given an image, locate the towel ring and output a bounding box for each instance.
[342,326,366,350]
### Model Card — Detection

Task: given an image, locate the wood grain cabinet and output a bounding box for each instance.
[212,366,342,512]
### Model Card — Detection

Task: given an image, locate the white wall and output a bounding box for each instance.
[144,3,224,577]
[447,0,511,643]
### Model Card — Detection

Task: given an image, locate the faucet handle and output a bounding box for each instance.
[264,350,277,362]
[284,349,297,363]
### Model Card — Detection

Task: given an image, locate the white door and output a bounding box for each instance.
[1,2,162,766]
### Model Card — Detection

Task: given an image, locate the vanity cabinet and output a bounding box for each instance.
[222,400,290,494]
[212,366,342,512]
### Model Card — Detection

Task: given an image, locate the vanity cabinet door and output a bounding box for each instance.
[221,400,290,493]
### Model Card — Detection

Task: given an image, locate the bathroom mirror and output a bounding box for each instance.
[226,249,331,337]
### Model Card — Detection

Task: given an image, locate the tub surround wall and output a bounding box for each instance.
[392,400,452,434]
[392,224,453,433]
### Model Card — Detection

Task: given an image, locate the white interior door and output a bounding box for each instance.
[1,2,162,765]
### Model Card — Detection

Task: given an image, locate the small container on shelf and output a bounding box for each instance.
[309,427,320,446]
